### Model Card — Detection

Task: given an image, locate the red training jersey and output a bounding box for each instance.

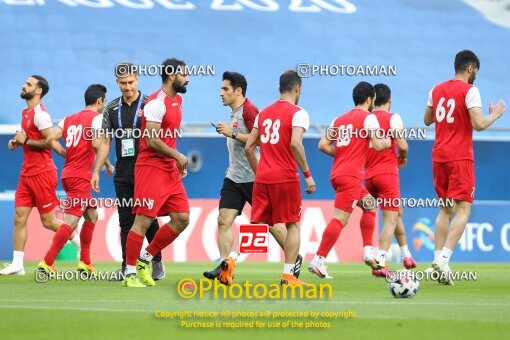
[365,109,403,179]
[330,108,380,180]
[136,89,182,172]
[428,79,481,163]
[254,100,310,184]
[20,103,57,176]
[58,109,102,181]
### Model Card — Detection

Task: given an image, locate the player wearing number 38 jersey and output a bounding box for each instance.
[424,50,506,284]
[245,70,316,286]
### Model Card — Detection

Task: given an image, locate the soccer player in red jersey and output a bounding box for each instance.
[0,76,80,276]
[203,71,300,286]
[424,50,505,284]
[245,70,316,286]
[122,58,190,288]
[364,83,417,276]
[309,82,390,279]
[38,84,112,276]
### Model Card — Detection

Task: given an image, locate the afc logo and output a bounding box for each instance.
[239,224,269,254]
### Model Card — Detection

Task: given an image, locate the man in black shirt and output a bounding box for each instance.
[92,63,164,280]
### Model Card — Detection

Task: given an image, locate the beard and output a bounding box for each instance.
[468,73,476,84]
[173,81,188,94]
[20,91,34,100]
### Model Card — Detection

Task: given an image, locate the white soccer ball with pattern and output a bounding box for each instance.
[388,270,420,298]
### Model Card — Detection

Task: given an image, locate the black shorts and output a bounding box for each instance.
[219,177,253,214]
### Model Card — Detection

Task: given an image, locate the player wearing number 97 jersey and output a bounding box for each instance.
[424,50,506,284]
[39,84,109,276]
[245,70,316,286]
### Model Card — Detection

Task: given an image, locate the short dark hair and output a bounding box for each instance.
[374,83,391,106]
[279,70,302,94]
[352,81,375,106]
[161,58,186,83]
[84,84,107,106]
[223,71,247,97]
[31,75,49,98]
[454,50,480,73]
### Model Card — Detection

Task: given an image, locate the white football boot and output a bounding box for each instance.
[0,263,25,276]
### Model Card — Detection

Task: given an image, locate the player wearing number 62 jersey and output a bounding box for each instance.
[39,84,112,276]
[246,70,316,286]
[424,50,506,284]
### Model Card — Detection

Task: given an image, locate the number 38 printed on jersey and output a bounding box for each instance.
[260,118,281,144]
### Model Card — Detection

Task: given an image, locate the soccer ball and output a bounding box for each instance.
[388,270,420,298]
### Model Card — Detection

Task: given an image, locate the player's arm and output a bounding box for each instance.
[390,114,408,167]
[291,110,315,194]
[143,100,188,178]
[396,137,408,167]
[291,126,316,194]
[145,121,188,177]
[366,114,390,151]
[14,128,51,149]
[371,134,391,152]
[216,106,257,143]
[424,106,434,126]
[245,127,259,173]
[424,88,435,126]
[91,113,115,192]
[216,122,250,143]
[7,138,18,151]
[318,122,336,157]
[469,101,506,131]
[46,127,66,158]
[16,109,57,149]
[318,133,335,157]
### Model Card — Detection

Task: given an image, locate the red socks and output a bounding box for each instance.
[360,210,376,247]
[79,221,95,265]
[317,218,344,257]
[145,225,179,256]
[126,230,144,266]
[44,224,73,266]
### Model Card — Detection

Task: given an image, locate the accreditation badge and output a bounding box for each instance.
[121,138,135,157]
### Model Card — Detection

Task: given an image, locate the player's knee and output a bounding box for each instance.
[14,213,25,227]
[39,214,58,231]
[441,206,455,219]
[41,220,55,231]
[174,213,190,231]
[217,215,227,229]
[84,209,98,224]
[455,203,472,217]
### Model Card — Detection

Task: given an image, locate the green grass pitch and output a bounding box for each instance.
[0,262,508,339]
